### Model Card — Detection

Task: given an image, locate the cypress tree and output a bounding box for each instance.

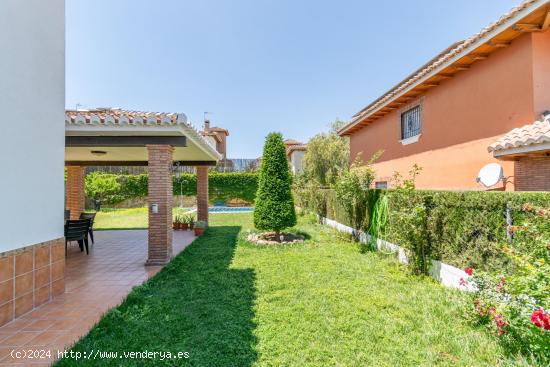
[254,132,297,234]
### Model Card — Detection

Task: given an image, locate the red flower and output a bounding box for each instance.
[531,308,550,330]
[464,267,473,276]
[496,279,506,293]
[494,314,508,336]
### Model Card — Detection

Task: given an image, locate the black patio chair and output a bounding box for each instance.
[79,212,97,244]
[65,219,91,256]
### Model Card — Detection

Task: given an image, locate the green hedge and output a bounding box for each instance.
[85,172,258,205]
[297,188,550,273]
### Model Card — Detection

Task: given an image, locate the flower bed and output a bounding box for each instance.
[462,204,549,365]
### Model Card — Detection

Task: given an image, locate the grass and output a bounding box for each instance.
[56,213,521,366]
[92,207,192,230]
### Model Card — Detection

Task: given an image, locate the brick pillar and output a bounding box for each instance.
[146,145,174,265]
[66,166,85,219]
[196,166,209,223]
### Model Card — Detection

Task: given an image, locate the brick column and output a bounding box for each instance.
[146,145,174,265]
[66,166,85,219]
[196,166,209,223]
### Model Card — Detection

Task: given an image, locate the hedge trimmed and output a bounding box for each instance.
[85,172,258,205]
[297,188,550,273]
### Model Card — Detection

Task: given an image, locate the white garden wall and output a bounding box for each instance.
[0,0,65,252]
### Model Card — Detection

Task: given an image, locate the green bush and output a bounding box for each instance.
[463,204,550,365]
[254,132,296,233]
[296,187,550,273]
[84,172,258,205]
[85,171,123,204]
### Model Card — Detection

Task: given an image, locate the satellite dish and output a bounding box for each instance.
[477,163,504,187]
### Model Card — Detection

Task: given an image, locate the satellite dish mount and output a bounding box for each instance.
[476,163,505,188]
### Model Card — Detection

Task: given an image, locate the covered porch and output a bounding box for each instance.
[64,108,221,265]
[0,108,222,363]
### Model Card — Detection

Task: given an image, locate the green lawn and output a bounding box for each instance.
[92,207,192,230]
[56,213,520,366]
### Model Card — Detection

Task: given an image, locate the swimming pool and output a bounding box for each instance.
[209,206,254,213]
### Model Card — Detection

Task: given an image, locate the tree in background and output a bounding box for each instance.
[302,119,350,187]
[254,132,297,234]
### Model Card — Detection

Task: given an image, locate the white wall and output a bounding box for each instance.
[0,0,65,252]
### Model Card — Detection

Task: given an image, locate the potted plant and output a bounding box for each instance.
[194,220,207,236]
[172,215,179,230]
[188,216,195,230]
[181,214,190,230]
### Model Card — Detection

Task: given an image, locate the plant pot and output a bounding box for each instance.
[182,223,189,231]
[194,227,204,236]
[189,224,194,230]
[173,223,179,230]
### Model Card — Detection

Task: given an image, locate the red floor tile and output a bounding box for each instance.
[0,230,195,364]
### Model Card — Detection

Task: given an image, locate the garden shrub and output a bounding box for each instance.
[84,172,258,205]
[462,204,549,365]
[254,132,296,233]
[85,171,124,204]
[296,187,550,273]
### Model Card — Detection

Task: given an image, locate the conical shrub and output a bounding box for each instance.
[254,132,297,233]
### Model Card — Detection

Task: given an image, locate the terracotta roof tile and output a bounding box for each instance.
[65,108,222,160]
[488,116,550,152]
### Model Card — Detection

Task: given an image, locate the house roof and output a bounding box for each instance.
[488,115,550,157]
[286,144,307,154]
[284,139,303,146]
[65,108,222,163]
[339,0,550,136]
[207,127,229,135]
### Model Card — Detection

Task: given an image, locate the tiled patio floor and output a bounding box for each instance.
[0,230,195,366]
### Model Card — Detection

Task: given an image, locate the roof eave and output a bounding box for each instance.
[338,0,550,136]
[492,141,550,158]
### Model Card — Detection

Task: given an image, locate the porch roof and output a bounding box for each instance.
[65,108,222,166]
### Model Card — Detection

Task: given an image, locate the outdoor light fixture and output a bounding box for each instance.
[91,150,107,156]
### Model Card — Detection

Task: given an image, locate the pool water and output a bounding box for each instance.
[208,206,254,213]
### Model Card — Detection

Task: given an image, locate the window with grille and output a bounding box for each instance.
[400,105,421,140]
[375,181,388,189]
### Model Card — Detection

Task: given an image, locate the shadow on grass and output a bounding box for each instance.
[56,226,257,367]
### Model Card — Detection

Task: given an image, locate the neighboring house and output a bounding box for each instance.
[339,0,550,191]
[284,139,308,174]
[201,119,229,161]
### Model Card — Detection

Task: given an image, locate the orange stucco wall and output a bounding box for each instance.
[349,32,545,190]
[532,30,550,116]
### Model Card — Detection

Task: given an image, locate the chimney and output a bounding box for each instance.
[204,119,210,132]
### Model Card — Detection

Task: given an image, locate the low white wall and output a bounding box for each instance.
[0,0,65,252]
[321,217,473,291]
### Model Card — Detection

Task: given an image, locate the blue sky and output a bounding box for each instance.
[66,0,520,158]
